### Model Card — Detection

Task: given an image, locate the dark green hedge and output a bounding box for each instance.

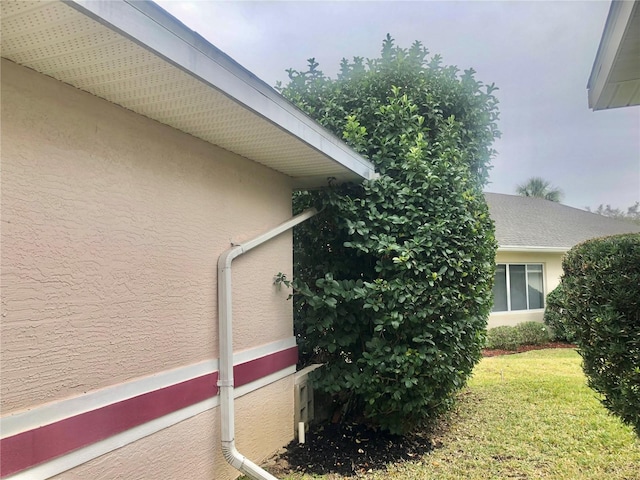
[561,233,640,436]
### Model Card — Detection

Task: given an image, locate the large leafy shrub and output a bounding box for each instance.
[277,36,500,433]
[543,284,575,342]
[560,233,640,436]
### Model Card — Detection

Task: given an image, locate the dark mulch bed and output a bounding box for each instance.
[265,422,432,477]
[482,342,576,357]
[264,343,576,477]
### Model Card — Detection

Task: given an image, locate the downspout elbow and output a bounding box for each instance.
[221,440,279,480]
[221,440,245,471]
[221,440,244,470]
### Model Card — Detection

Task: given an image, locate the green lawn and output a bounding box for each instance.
[282,349,640,480]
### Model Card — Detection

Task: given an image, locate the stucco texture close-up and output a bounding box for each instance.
[0,58,294,415]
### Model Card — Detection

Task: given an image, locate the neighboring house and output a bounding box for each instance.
[0,1,375,479]
[587,0,640,110]
[485,193,640,328]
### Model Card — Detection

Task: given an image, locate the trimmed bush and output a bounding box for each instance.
[485,322,551,350]
[543,284,575,342]
[278,37,500,434]
[516,321,552,346]
[486,326,520,350]
[561,233,640,436]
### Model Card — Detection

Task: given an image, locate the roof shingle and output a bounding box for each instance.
[485,192,640,250]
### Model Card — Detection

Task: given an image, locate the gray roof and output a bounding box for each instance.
[485,192,640,251]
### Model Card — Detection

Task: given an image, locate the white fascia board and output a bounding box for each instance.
[63,0,375,182]
[587,0,637,110]
[498,246,570,253]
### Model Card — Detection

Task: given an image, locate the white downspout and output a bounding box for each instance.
[218,208,318,480]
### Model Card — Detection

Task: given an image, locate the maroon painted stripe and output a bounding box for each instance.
[0,346,297,478]
[234,346,299,387]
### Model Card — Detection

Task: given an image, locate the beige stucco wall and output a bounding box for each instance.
[488,250,565,328]
[1,59,293,415]
[50,376,293,480]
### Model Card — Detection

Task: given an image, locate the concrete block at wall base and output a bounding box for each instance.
[294,364,325,438]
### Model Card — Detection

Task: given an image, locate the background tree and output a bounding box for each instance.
[587,202,640,225]
[277,36,500,433]
[516,177,563,202]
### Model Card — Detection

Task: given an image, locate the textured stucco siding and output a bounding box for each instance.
[488,251,565,328]
[1,58,293,414]
[49,376,294,480]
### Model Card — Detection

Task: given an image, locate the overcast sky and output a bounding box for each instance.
[157,0,639,211]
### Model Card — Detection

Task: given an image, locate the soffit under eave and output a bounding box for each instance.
[588,1,640,110]
[0,0,374,186]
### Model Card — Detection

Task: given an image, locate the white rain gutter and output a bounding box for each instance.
[217,208,318,480]
[497,246,570,253]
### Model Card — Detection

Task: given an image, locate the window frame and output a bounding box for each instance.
[492,263,545,312]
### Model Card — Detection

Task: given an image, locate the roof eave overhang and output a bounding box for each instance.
[2,0,375,187]
[587,0,640,111]
[67,0,375,184]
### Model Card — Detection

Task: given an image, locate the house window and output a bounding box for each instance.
[492,264,544,312]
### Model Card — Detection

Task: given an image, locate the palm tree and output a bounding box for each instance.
[516,177,563,202]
